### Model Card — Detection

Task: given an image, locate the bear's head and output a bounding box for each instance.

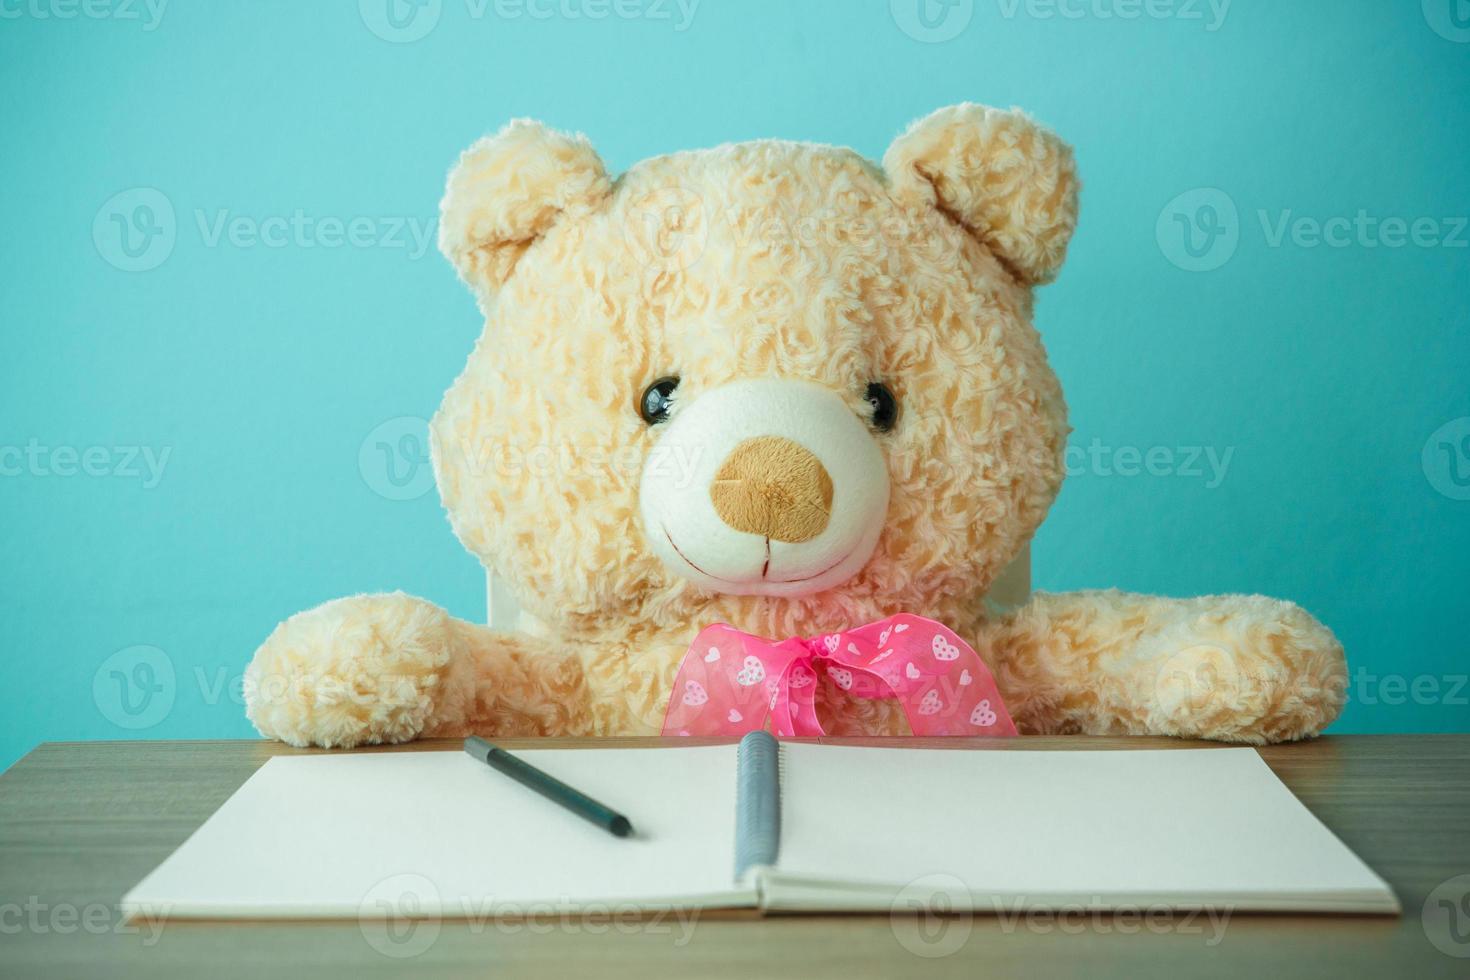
[431,104,1078,639]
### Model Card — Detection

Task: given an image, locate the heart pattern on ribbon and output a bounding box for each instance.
[932,635,960,661]
[969,699,998,727]
[661,614,1018,738]
[735,656,765,687]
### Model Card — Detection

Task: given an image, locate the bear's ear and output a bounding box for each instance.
[883,104,1079,286]
[438,119,611,294]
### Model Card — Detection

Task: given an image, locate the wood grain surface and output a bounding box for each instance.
[1,734,1467,979]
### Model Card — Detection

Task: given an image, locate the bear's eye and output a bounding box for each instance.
[639,376,680,425]
[865,382,899,432]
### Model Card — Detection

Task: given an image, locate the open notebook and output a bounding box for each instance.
[122,736,1399,918]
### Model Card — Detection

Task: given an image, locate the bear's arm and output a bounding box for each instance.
[245,592,595,747]
[979,590,1347,744]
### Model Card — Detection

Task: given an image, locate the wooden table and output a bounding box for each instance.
[1,735,1467,978]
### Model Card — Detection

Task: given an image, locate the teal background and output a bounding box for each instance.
[1,0,1467,771]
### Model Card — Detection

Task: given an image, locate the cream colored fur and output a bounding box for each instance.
[245,103,1345,748]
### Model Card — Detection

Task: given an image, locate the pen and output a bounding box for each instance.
[463,736,635,838]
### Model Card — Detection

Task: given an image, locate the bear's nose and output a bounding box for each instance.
[709,436,834,543]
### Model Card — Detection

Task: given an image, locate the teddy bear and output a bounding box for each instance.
[244,103,1347,748]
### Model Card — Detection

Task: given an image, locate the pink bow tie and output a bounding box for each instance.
[662,614,1018,738]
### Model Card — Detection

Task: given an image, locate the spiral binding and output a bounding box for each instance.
[734,731,782,880]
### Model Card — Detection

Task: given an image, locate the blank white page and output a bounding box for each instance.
[773,746,1396,913]
[123,746,745,918]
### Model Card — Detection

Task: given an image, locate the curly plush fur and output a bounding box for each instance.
[245,104,1346,748]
